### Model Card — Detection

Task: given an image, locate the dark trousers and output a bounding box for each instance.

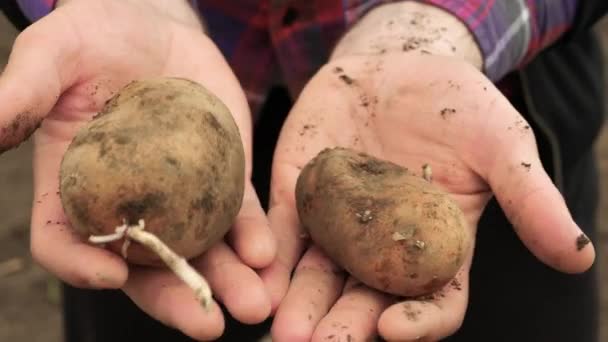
[62,87,599,342]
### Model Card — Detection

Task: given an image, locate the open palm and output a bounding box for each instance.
[0,1,274,340]
[263,53,595,341]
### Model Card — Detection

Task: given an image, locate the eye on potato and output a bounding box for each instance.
[59,77,245,307]
[295,147,471,297]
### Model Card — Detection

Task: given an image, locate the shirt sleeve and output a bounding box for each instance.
[344,0,581,82]
[15,1,204,24]
[15,0,56,22]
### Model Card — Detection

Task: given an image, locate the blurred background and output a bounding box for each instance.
[0,12,607,342]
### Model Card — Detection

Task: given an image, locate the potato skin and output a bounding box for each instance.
[296,147,471,297]
[59,77,245,266]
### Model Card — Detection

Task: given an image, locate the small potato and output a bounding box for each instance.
[59,77,245,266]
[295,147,471,297]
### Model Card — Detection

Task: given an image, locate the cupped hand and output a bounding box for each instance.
[0,0,275,340]
[262,53,595,341]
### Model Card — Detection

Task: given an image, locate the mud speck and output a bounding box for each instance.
[576,233,590,251]
[447,80,461,90]
[339,74,355,85]
[414,240,426,250]
[356,209,373,224]
[440,108,456,118]
[521,162,531,171]
[333,66,344,74]
[450,278,462,291]
[402,37,433,51]
[299,124,316,137]
[0,112,42,154]
[402,303,422,322]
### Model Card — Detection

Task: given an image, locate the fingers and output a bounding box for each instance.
[30,142,128,289]
[271,246,346,342]
[123,266,225,341]
[194,242,272,324]
[30,220,129,288]
[227,183,276,269]
[378,270,469,341]
[123,241,272,341]
[0,12,80,153]
[485,135,595,274]
[259,202,306,311]
[311,277,394,342]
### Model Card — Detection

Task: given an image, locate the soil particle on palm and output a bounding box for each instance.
[521,162,531,171]
[440,108,456,118]
[90,84,100,97]
[361,95,378,109]
[339,74,355,85]
[403,302,422,322]
[450,278,462,291]
[402,37,434,52]
[513,119,531,132]
[299,124,316,137]
[447,80,461,90]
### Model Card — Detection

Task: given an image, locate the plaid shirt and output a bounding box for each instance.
[18,0,579,115]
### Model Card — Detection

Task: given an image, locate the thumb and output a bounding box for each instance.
[0,12,79,153]
[484,131,594,274]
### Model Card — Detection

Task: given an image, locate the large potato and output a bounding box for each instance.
[59,77,245,266]
[295,147,471,297]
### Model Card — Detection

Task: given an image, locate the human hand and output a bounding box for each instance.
[0,0,275,340]
[262,4,595,339]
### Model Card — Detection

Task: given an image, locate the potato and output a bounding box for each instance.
[59,77,245,266]
[295,147,470,297]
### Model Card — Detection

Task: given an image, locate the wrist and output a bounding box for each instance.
[331,2,482,70]
[56,0,205,30]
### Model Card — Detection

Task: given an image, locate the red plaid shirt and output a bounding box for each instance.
[18,0,580,116]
